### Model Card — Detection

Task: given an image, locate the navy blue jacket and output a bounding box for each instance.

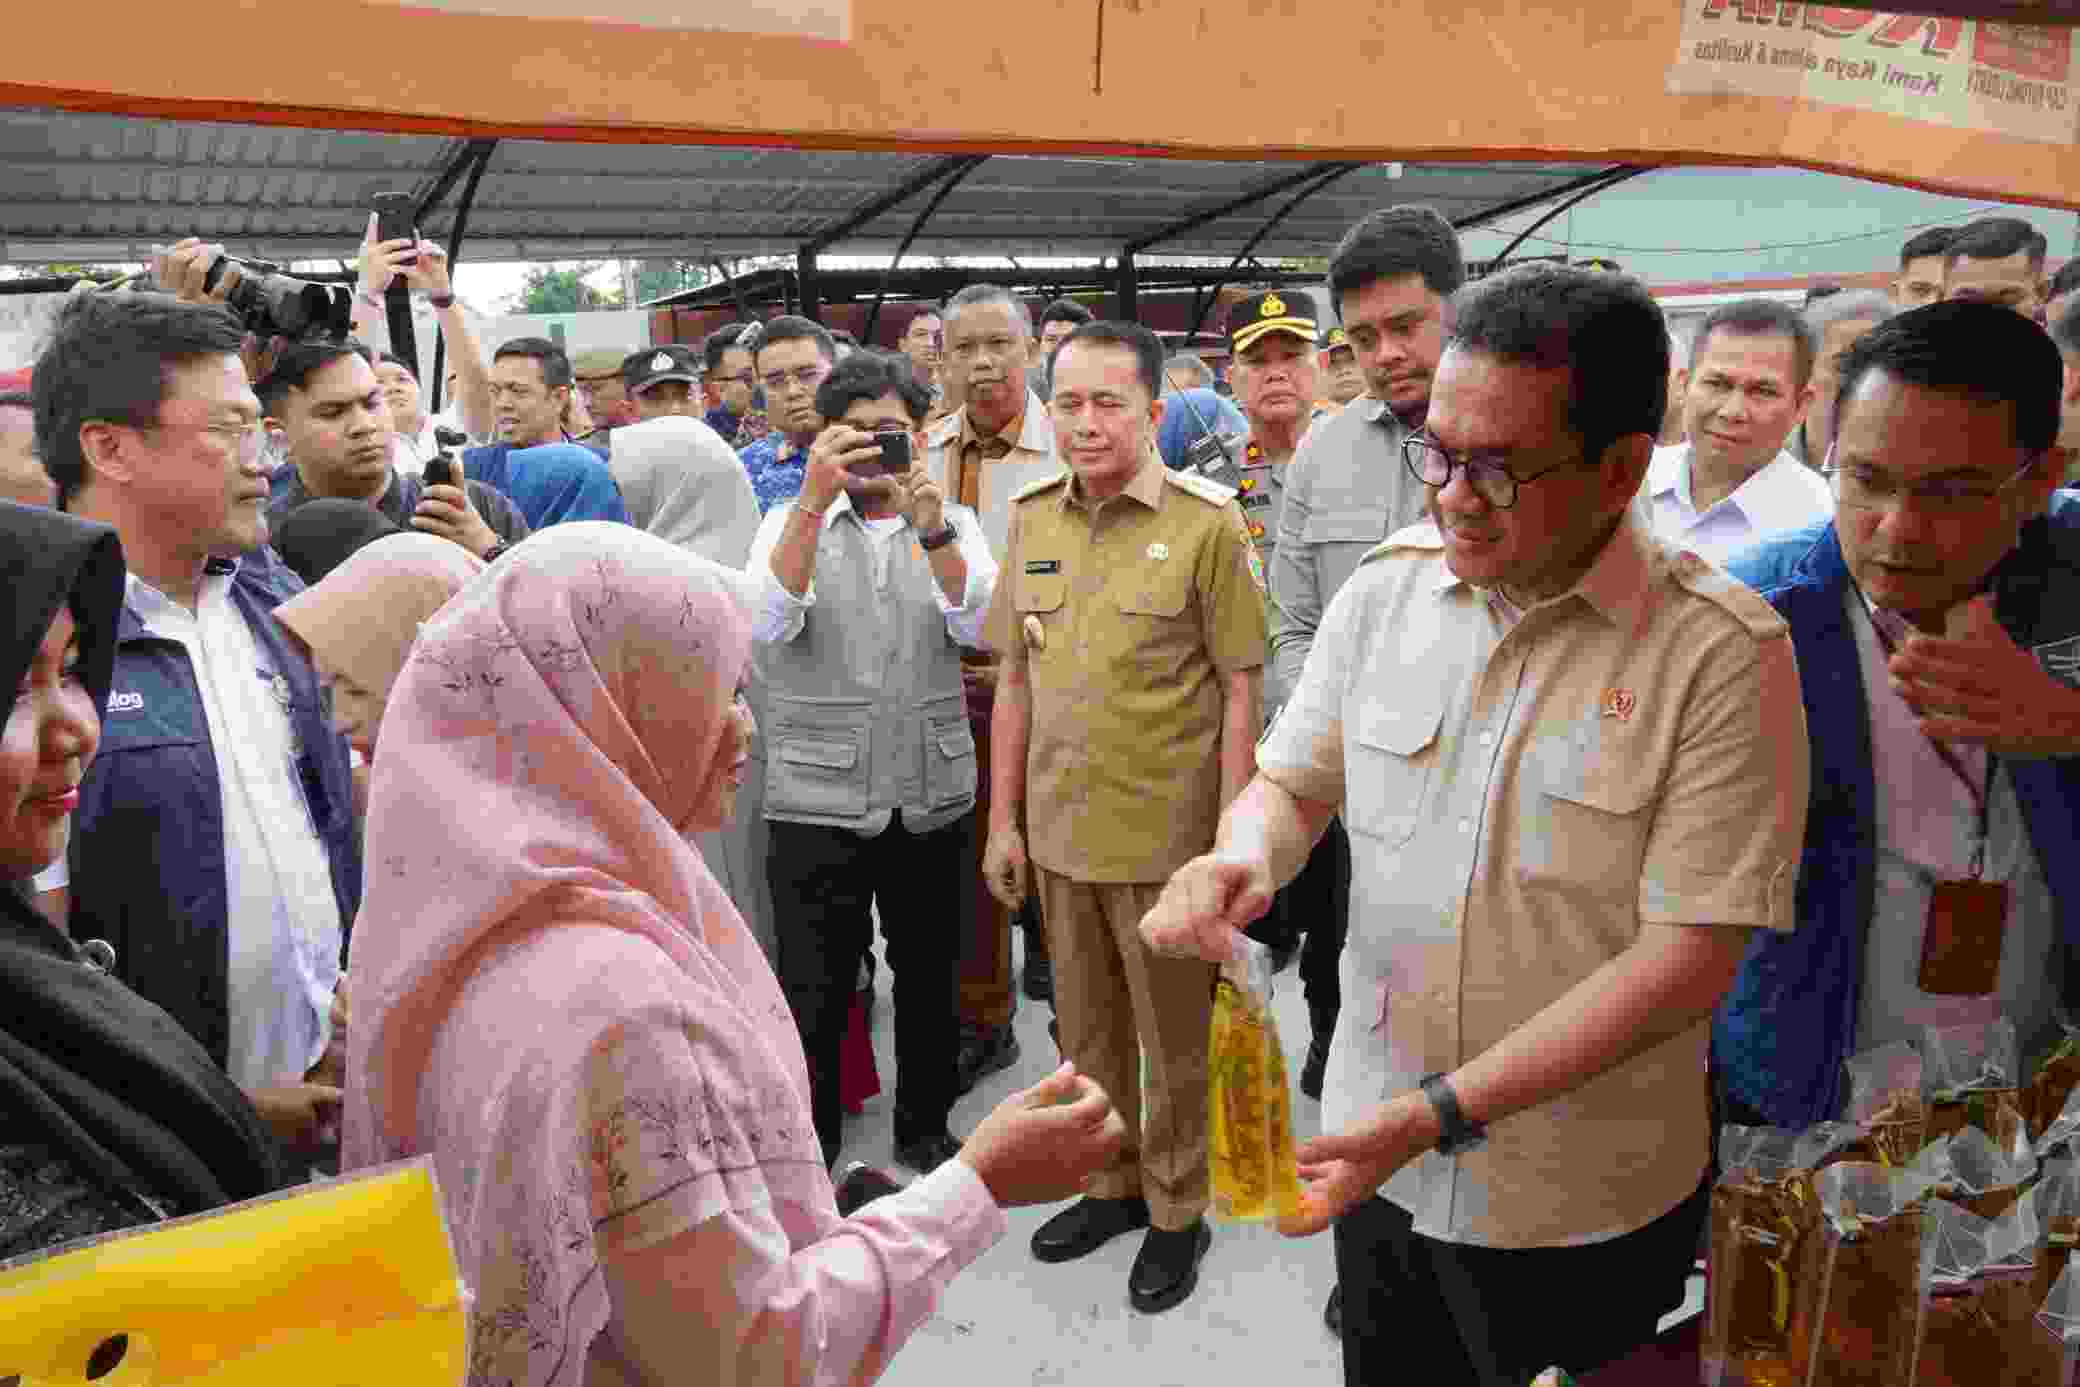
[67,549,362,1070]
[1713,495,2080,1128]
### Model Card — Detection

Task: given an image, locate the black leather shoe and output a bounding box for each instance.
[1128,1220,1211,1314]
[1022,950,1054,1003]
[1300,1035,1331,1102]
[892,1129,962,1173]
[1324,1284,1342,1337]
[1031,1196,1150,1264]
[955,1022,1021,1095]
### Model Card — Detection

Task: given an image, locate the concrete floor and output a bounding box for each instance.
[833,937,1343,1387]
[834,937,1707,1387]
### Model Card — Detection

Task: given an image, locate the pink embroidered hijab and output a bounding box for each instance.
[341,523,828,1387]
[273,531,483,720]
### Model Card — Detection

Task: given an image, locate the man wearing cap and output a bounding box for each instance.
[623,345,707,424]
[1319,326,1366,408]
[1199,291,1323,556]
[572,347,635,458]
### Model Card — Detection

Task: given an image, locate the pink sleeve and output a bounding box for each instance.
[595,1160,1006,1387]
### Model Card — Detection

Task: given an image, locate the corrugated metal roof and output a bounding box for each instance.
[0,109,1621,266]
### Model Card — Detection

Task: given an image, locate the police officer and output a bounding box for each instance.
[982,320,1268,1315]
[1319,325,1366,407]
[1197,290,1324,557]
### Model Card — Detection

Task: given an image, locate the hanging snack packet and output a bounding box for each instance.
[2029,1011,2080,1139]
[1707,1126,1816,1387]
[1922,1019,2025,1149]
[1840,1042,1928,1168]
[2031,1159,2080,1307]
[1207,938,1300,1222]
[1789,1163,1927,1387]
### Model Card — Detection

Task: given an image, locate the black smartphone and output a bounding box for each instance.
[372,191,419,266]
[422,454,456,489]
[875,431,912,474]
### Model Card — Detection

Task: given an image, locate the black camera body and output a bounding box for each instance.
[201,255,354,343]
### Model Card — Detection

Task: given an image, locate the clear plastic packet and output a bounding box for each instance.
[1707,1127,1813,1387]
[2032,1262,2080,1385]
[2030,1159,2080,1308]
[1910,1199,2063,1387]
[1922,1019,2025,1149]
[1789,1163,1924,1387]
[2029,1011,2080,1140]
[2037,1081,2080,1161]
[1837,1042,1928,1168]
[1943,1125,2037,1222]
[1207,938,1300,1222]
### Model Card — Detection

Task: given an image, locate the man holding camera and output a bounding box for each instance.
[259,342,528,560]
[746,349,997,1175]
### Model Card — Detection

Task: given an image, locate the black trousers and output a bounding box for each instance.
[769,812,967,1167]
[1244,817,1350,1043]
[1334,1178,1708,1387]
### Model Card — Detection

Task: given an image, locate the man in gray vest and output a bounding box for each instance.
[747,349,999,1173]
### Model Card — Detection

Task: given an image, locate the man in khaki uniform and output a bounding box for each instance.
[982,320,1267,1315]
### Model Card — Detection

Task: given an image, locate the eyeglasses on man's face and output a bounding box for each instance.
[760,365,829,396]
[1820,444,2041,517]
[1401,433,1590,511]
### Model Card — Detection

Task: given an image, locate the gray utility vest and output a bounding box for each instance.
[762,510,978,835]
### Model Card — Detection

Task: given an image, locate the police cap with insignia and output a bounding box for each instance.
[622,345,703,394]
[1229,289,1319,356]
[1322,325,1352,354]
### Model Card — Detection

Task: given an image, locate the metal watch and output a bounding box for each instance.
[1419,1072,1488,1156]
[918,523,959,553]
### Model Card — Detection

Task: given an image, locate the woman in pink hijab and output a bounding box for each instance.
[343,524,1123,1387]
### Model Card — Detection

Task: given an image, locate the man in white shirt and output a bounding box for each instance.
[1646,298,1833,564]
[746,350,997,1175]
[33,280,356,1166]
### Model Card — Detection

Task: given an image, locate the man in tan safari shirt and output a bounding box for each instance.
[982,319,1267,1317]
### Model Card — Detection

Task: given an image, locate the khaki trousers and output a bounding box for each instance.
[1037,869,1214,1229]
[957,668,1016,1030]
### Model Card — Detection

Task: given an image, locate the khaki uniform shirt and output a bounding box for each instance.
[1258,513,1808,1248]
[985,458,1269,883]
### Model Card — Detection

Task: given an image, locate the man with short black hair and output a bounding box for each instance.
[702,323,768,447]
[749,348,996,1173]
[1645,297,1832,563]
[1897,226,1958,310]
[1801,289,1895,466]
[1142,263,1808,1383]
[0,389,53,507]
[901,309,943,392]
[621,345,705,422]
[259,341,526,559]
[1268,207,1464,1162]
[1718,301,2080,1136]
[1943,216,2050,317]
[1031,298,1094,401]
[985,319,1268,1315]
[37,291,361,1165]
[739,316,840,514]
[460,337,630,528]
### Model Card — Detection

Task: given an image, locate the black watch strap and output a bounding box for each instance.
[1420,1072,1487,1156]
[918,522,959,552]
[481,541,511,564]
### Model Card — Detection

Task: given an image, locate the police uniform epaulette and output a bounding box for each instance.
[1011,471,1071,502]
[1164,468,1236,504]
[1357,520,1445,568]
[1669,549,1789,640]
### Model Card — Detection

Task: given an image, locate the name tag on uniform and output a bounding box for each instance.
[1025,559,1061,575]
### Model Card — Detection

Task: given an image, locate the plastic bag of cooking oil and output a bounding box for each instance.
[1208,938,1300,1222]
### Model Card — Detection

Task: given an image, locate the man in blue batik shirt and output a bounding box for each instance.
[737,316,837,514]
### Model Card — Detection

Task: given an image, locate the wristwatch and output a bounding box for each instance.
[427,292,456,309]
[1419,1072,1488,1156]
[918,523,959,553]
[481,541,511,564]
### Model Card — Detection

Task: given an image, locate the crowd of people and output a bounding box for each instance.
[0,197,2077,1387]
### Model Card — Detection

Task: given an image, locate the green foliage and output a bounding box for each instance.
[511,263,615,314]
[631,260,708,305]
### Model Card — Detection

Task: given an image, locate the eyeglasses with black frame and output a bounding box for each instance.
[1819,443,2042,517]
[1401,432,1592,510]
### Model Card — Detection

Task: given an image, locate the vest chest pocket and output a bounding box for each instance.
[765,697,871,820]
[922,692,977,808]
[1344,703,1441,846]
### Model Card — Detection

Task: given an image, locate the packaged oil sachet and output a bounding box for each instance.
[1922,1019,2025,1150]
[1840,1042,1928,1168]
[1789,1162,1931,1387]
[1208,938,1300,1221]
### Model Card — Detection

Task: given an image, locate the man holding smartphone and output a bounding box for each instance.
[745,349,997,1173]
